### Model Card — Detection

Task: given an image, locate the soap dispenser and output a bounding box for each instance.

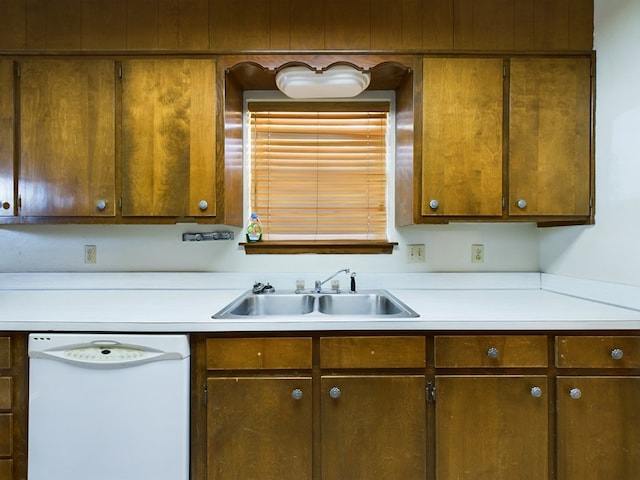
[246,213,263,242]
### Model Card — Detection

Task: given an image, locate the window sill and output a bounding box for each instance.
[241,240,398,255]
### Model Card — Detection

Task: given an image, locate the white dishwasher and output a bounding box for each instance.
[27,333,190,480]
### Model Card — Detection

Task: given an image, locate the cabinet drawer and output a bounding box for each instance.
[0,414,11,456]
[206,337,312,370]
[556,336,640,368]
[0,378,11,410]
[320,336,426,369]
[435,335,548,367]
[0,338,10,369]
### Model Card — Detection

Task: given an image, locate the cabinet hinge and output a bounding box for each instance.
[17,195,22,209]
[16,64,21,78]
[119,196,123,211]
[203,383,208,405]
[503,65,507,78]
[427,381,436,403]
[118,65,123,79]
[502,196,505,209]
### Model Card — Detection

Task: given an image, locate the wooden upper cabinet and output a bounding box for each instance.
[421,57,504,217]
[0,0,592,53]
[415,55,594,224]
[0,60,14,217]
[19,59,116,217]
[508,57,593,219]
[121,59,217,218]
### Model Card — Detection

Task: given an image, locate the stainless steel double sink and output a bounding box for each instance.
[213,289,419,319]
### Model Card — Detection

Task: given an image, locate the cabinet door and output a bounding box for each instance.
[0,459,12,480]
[435,375,548,480]
[121,59,216,217]
[0,60,14,218]
[509,57,592,217]
[19,59,116,217]
[207,377,312,480]
[422,57,504,217]
[321,375,427,480]
[557,376,640,479]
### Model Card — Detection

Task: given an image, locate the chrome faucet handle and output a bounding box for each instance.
[252,282,275,294]
[350,272,357,293]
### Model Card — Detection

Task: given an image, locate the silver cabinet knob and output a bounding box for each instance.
[530,386,543,398]
[569,388,582,399]
[487,347,499,359]
[429,199,439,210]
[291,388,303,401]
[96,200,107,211]
[329,386,341,399]
[517,199,527,209]
[611,348,624,360]
[198,200,208,211]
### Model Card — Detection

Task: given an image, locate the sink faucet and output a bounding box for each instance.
[315,268,350,293]
[252,282,275,294]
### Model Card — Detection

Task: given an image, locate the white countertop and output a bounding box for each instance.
[1,272,639,332]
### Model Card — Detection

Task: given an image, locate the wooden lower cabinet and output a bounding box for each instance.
[199,332,640,480]
[207,376,313,480]
[321,374,427,479]
[0,334,27,480]
[435,375,549,479]
[203,335,427,479]
[555,334,640,479]
[433,335,549,479]
[556,376,640,479]
[204,337,312,480]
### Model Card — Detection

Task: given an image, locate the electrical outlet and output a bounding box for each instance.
[84,245,97,264]
[407,244,425,263]
[471,244,484,264]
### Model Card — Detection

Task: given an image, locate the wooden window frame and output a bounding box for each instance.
[243,99,396,255]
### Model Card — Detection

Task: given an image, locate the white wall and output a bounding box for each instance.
[539,0,640,287]
[0,223,539,273]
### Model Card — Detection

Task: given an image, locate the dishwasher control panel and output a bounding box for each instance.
[65,346,148,362]
[29,334,190,368]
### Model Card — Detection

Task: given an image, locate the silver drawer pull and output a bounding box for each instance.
[569,388,582,400]
[611,348,624,360]
[329,386,341,399]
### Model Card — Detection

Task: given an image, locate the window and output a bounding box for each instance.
[247,101,390,242]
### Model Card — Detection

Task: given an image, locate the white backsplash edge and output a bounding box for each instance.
[0,272,542,291]
[541,274,640,311]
